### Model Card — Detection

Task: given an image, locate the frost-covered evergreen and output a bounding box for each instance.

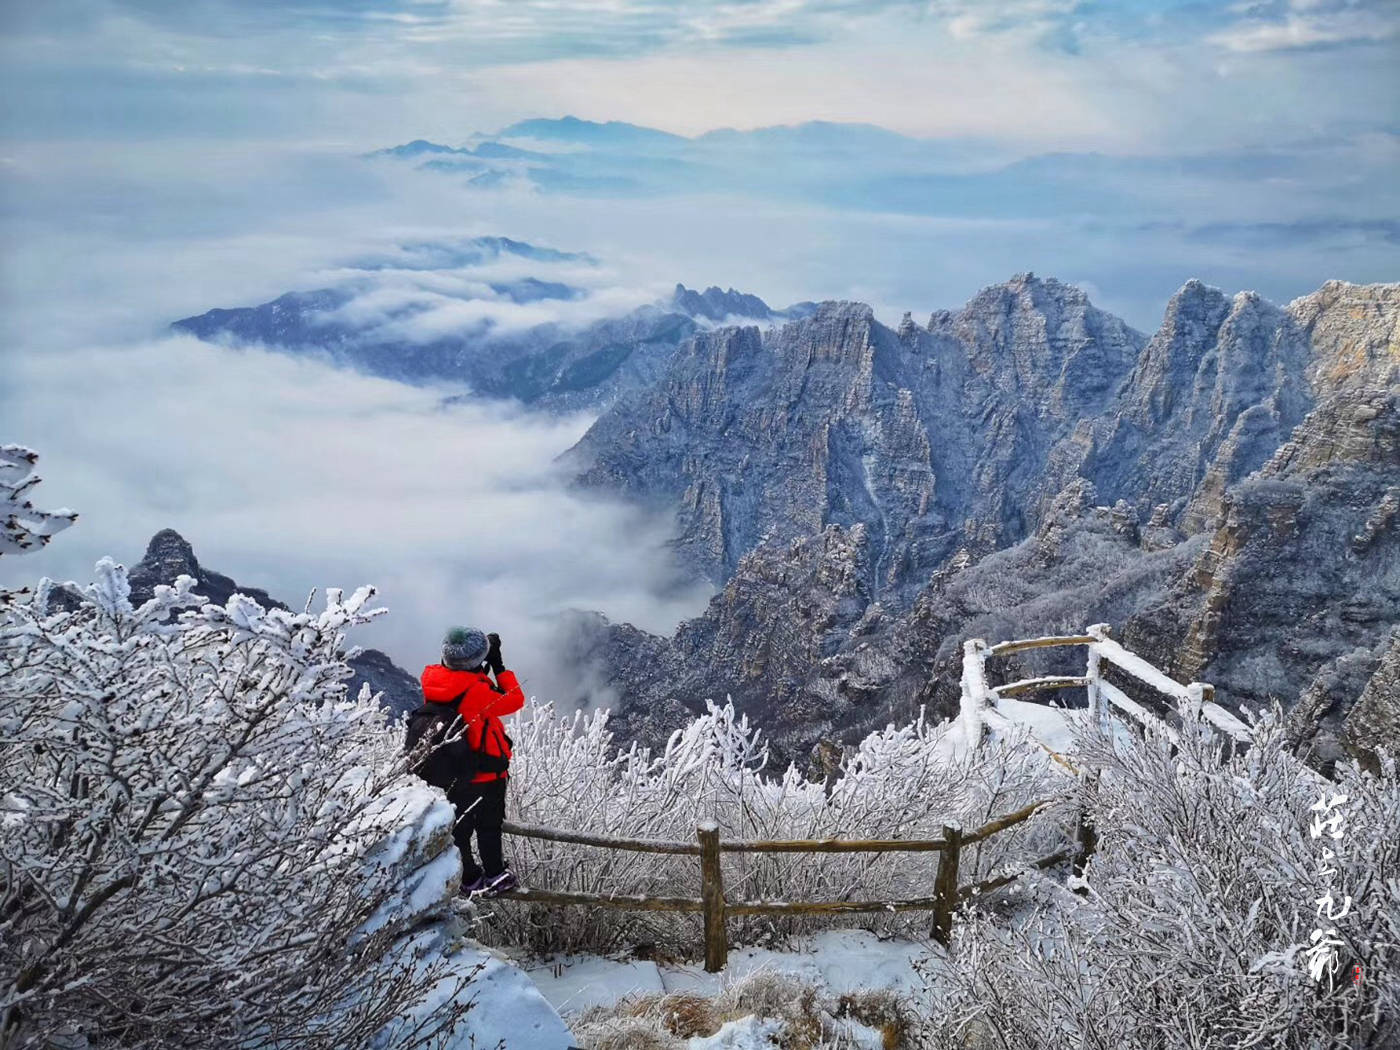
[0,446,76,557]
[930,710,1399,1050]
[0,561,476,1049]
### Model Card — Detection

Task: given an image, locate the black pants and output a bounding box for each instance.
[447,777,508,881]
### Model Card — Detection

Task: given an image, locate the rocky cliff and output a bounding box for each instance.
[128,529,423,719]
[1173,281,1400,769]
[563,278,1399,772]
[567,275,1145,598]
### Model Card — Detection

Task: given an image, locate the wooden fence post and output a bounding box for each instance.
[697,821,727,972]
[1084,644,1101,720]
[1072,770,1098,894]
[1078,632,1107,897]
[930,824,962,947]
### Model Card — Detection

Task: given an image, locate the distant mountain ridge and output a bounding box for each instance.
[364,118,1393,257]
[172,236,813,410]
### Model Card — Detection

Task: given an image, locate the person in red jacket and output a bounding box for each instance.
[420,626,526,896]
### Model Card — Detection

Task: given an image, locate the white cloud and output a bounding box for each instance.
[461,28,1131,146]
[0,143,719,705]
[1208,1,1399,51]
[0,335,712,705]
[314,272,665,344]
[6,0,1393,156]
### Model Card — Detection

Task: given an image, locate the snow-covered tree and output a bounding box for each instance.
[929,709,1399,1049]
[1,446,76,557]
[0,560,475,1049]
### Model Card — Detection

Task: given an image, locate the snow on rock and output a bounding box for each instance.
[688,1016,783,1050]
[367,784,577,1048]
[361,787,461,938]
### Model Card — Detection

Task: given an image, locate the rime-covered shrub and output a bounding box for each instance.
[481,700,1072,955]
[0,561,475,1049]
[929,709,1399,1049]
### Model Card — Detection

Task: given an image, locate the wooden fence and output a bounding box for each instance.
[493,624,1257,973]
[497,794,1073,972]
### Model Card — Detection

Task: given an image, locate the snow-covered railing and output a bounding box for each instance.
[962,623,1252,753]
[498,795,1071,972]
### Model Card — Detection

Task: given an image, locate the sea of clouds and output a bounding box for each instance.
[0,144,720,705]
[3,127,1395,706]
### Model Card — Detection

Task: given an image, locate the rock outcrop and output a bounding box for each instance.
[670,283,782,322]
[128,529,422,719]
[371,785,575,1049]
[1171,281,1400,766]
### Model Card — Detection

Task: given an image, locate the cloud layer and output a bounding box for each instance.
[0,147,720,705]
[0,333,712,705]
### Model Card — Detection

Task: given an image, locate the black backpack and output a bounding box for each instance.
[404,696,509,791]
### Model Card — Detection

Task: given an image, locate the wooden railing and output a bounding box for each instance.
[961,622,1251,757]
[497,794,1070,972]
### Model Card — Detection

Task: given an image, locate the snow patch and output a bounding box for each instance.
[688,1016,782,1050]
[385,945,577,1050]
[528,955,668,1014]
[528,929,936,1017]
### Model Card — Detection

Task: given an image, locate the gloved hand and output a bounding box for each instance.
[486,632,504,674]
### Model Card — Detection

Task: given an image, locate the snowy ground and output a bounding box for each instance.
[521,929,941,1017]
[973,695,1137,756]
[429,947,578,1050]
[988,696,1078,752]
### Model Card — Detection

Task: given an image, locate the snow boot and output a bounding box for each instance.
[479,870,518,897]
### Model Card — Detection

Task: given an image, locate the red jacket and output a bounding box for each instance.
[419,665,526,783]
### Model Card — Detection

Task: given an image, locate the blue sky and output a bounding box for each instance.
[2,0,1397,147]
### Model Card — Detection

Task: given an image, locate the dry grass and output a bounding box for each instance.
[835,989,913,1050]
[569,1012,682,1050]
[714,973,823,1050]
[567,971,925,1050]
[652,993,722,1039]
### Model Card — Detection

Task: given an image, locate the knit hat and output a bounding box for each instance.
[442,626,489,671]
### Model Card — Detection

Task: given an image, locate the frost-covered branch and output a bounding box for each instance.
[483,699,1070,955]
[0,446,76,557]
